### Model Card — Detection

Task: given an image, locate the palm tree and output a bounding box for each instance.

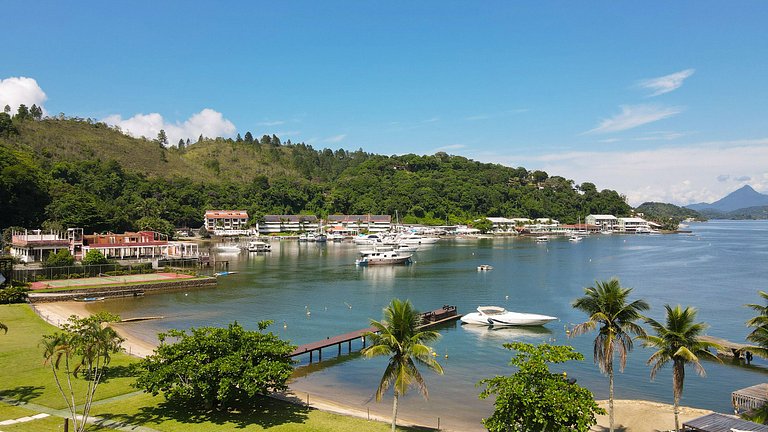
[361,299,444,432]
[640,305,720,432]
[745,290,768,358]
[571,278,649,432]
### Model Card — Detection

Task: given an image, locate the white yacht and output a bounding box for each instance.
[355,250,412,266]
[246,240,271,252]
[460,306,557,327]
[568,235,583,242]
[353,234,384,245]
[398,233,440,245]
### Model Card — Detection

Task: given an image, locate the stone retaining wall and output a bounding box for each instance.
[28,277,217,303]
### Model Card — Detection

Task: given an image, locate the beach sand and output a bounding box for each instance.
[30,302,716,431]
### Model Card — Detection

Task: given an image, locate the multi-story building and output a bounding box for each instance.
[259,215,320,234]
[586,214,619,231]
[204,210,250,235]
[326,215,392,234]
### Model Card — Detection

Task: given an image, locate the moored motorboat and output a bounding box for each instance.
[246,240,271,252]
[477,264,493,271]
[535,236,548,243]
[460,306,557,326]
[355,250,412,266]
[568,235,583,242]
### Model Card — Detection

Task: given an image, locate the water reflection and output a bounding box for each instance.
[460,324,552,342]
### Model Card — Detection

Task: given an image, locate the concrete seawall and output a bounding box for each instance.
[28,277,217,303]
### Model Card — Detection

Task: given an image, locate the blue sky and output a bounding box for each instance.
[2,1,768,205]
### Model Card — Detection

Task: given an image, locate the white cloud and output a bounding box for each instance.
[0,76,47,115]
[432,144,466,153]
[476,138,768,206]
[323,134,347,143]
[586,104,683,134]
[638,69,695,97]
[103,108,236,146]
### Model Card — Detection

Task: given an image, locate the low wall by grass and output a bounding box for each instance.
[28,277,217,302]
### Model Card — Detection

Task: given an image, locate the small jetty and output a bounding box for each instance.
[120,316,164,323]
[700,335,754,362]
[732,383,768,414]
[291,305,460,362]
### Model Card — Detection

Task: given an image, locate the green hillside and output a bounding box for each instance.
[0,114,632,235]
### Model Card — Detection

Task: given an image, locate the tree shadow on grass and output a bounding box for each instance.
[98,365,136,383]
[0,385,44,404]
[96,395,311,429]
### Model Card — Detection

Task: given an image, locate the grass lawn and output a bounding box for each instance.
[0,304,140,408]
[0,402,113,432]
[90,392,424,432]
[0,304,430,431]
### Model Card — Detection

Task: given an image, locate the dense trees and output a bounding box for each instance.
[135,321,295,410]
[0,116,632,233]
[478,343,605,432]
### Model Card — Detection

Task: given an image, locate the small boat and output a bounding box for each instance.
[314,233,328,243]
[398,233,440,245]
[246,240,271,252]
[214,271,238,277]
[298,233,309,242]
[535,236,548,243]
[568,235,583,242]
[355,250,412,266]
[327,233,345,242]
[353,234,384,245]
[460,306,557,327]
[600,230,613,235]
[77,296,106,302]
[477,264,494,271]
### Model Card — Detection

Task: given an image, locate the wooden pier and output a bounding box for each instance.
[290,305,460,363]
[700,335,755,362]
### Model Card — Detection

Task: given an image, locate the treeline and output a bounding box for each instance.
[0,113,632,237]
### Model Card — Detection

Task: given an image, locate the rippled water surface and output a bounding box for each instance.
[90,221,768,430]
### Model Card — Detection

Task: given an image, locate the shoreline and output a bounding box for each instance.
[30,301,716,431]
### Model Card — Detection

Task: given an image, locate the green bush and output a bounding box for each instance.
[0,285,29,304]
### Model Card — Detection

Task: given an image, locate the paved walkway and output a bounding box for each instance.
[0,391,159,432]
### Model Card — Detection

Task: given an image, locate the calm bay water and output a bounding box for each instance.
[89,220,768,430]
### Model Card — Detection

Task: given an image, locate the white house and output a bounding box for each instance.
[484,217,517,233]
[204,210,250,235]
[617,217,651,233]
[326,215,392,234]
[260,215,320,234]
[586,214,618,231]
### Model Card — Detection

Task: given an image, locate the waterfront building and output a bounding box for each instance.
[617,217,651,233]
[586,214,619,231]
[482,217,518,234]
[10,228,198,262]
[260,215,320,234]
[204,210,251,235]
[326,215,392,234]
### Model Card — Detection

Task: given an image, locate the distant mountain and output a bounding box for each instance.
[686,185,768,213]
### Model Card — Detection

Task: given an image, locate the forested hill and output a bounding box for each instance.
[0,114,631,236]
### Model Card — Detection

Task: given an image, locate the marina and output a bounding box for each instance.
[84,221,768,430]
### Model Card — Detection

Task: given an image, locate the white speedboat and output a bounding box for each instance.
[477,264,493,271]
[535,236,548,243]
[460,306,557,327]
[353,234,384,245]
[246,240,271,252]
[568,235,583,242]
[355,250,412,266]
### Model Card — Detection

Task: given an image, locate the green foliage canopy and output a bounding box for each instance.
[478,343,605,432]
[81,249,109,266]
[134,321,295,410]
[44,248,75,267]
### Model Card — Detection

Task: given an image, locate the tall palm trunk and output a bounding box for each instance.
[608,361,614,432]
[391,392,399,432]
[673,361,684,432]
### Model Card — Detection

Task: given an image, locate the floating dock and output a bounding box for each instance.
[290,305,460,362]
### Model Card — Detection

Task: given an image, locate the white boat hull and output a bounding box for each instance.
[461,311,557,326]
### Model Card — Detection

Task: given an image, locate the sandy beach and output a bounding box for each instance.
[31,302,715,431]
